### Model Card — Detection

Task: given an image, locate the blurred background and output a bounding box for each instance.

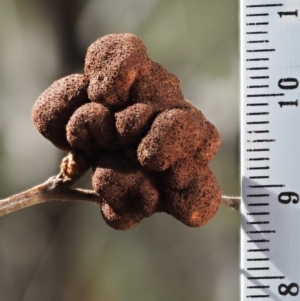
[0,0,240,300]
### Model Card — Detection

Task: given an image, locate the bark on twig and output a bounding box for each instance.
[221,195,240,210]
[0,174,240,218]
[0,175,101,218]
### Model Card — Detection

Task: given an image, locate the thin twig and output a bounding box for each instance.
[221,195,240,210]
[0,173,240,217]
[0,175,101,218]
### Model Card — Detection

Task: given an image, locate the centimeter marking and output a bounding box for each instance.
[241,1,300,300]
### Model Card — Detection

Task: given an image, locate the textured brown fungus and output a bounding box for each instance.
[137,107,206,171]
[92,152,159,230]
[115,103,155,146]
[32,32,222,230]
[195,120,222,164]
[164,165,221,227]
[66,102,115,151]
[32,74,89,150]
[85,33,148,108]
[130,59,187,112]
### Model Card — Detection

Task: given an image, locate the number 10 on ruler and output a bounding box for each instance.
[241,0,300,300]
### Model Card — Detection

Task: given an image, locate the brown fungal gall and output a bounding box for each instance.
[84,33,148,108]
[32,74,89,150]
[115,103,155,146]
[159,158,196,191]
[130,59,187,112]
[92,152,159,230]
[164,166,221,227]
[137,107,205,171]
[66,103,115,151]
[101,201,141,231]
[195,121,221,164]
[31,32,222,230]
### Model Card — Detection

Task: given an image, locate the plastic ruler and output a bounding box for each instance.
[240,0,300,300]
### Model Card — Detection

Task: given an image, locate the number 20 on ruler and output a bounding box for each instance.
[241,1,300,300]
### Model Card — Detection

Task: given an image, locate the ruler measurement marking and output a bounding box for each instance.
[247,221,269,224]
[247,112,270,116]
[247,67,269,70]
[248,248,270,252]
[248,286,270,289]
[246,294,270,298]
[247,14,269,17]
[248,204,270,207]
[247,131,270,134]
[247,139,275,143]
[247,49,274,52]
[247,149,270,152]
[247,122,269,125]
[247,194,269,197]
[247,130,270,134]
[246,4,283,8]
[248,76,269,79]
[247,276,285,280]
[247,58,269,61]
[249,176,269,179]
[247,93,284,97]
[247,231,275,234]
[246,219,270,221]
[247,86,269,89]
[247,32,268,34]
[247,258,270,261]
[247,103,269,106]
[248,184,285,188]
[247,40,269,43]
[247,211,270,215]
[248,240,270,243]
[247,166,269,170]
[246,23,269,26]
[248,158,269,160]
[247,267,270,271]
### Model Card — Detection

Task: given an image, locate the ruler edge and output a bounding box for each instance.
[239,0,246,300]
